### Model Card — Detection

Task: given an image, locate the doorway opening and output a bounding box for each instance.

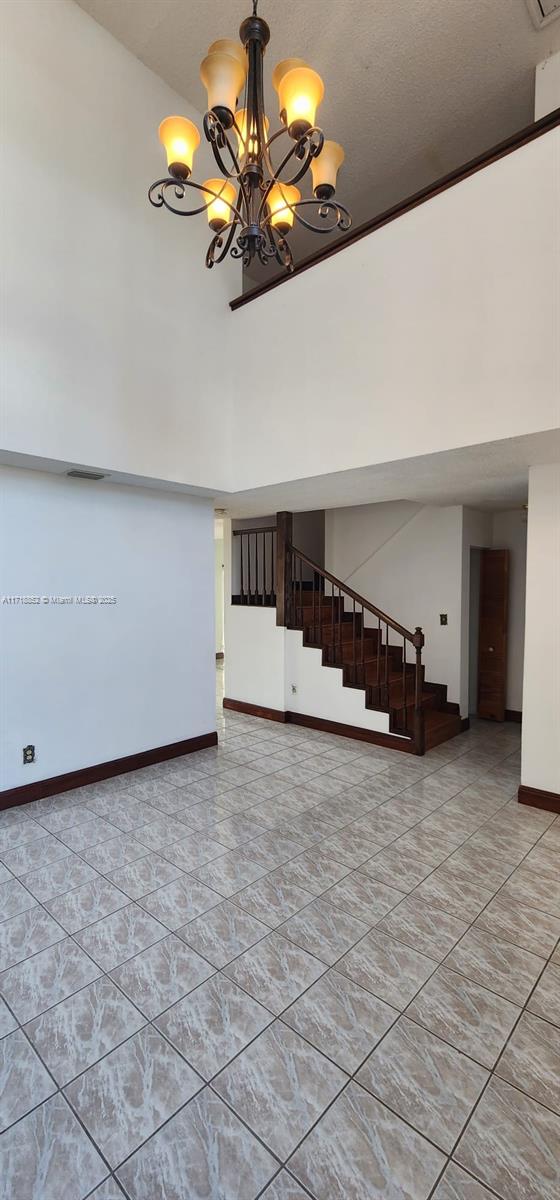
[469,548,482,716]
[215,517,225,662]
[469,546,510,721]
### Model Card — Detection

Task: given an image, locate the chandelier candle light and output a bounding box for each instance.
[148,0,351,271]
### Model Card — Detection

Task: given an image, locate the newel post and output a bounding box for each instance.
[413,626,426,755]
[275,511,293,627]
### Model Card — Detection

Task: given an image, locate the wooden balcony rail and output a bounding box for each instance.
[232,526,277,606]
[231,109,560,312]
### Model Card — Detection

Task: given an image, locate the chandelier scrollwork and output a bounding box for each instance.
[148,0,351,273]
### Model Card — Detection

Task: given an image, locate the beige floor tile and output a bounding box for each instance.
[357,1016,488,1151]
[455,1076,560,1200]
[496,1011,560,1114]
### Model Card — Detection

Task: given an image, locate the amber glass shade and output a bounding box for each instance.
[207,39,247,70]
[271,58,307,95]
[200,40,247,126]
[311,140,345,199]
[202,178,237,232]
[274,65,324,138]
[267,183,300,235]
[234,108,270,158]
[158,116,200,180]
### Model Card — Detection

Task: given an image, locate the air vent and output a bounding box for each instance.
[66,469,108,480]
[526,0,560,28]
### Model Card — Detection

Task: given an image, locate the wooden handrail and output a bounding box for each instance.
[288,542,423,648]
[233,526,277,535]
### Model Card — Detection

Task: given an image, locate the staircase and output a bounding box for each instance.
[290,587,463,752]
[230,514,464,754]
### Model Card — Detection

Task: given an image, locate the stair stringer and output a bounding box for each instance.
[285,628,407,738]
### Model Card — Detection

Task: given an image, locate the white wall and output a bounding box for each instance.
[521,464,560,794]
[285,629,391,735]
[0,467,215,790]
[224,607,286,714]
[230,130,559,492]
[223,607,391,735]
[0,0,237,491]
[214,531,224,656]
[492,509,527,712]
[535,51,560,118]
[326,502,465,707]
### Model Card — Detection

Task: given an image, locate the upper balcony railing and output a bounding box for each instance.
[231,107,560,311]
[232,525,277,606]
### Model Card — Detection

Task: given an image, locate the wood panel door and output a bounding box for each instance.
[477,548,509,721]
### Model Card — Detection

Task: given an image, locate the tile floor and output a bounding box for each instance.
[0,663,559,1198]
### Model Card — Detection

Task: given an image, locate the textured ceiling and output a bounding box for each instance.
[214,430,560,517]
[76,0,560,286]
[5,432,559,516]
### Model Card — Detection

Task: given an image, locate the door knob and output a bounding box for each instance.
[488,646,494,652]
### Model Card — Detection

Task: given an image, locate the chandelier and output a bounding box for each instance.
[148,0,351,273]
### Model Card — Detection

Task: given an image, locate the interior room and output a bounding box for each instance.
[1,2,559,1198]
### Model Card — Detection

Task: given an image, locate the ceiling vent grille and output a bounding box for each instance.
[66,469,108,480]
[526,1,560,28]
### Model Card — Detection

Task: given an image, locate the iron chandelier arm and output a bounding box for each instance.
[203,110,244,179]
[148,177,246,225]
[206,217,240,268]
[264,223,294,271]
[262,124,324,184]
[202,110,254,216]
[257,127,325,222]
[261,196,352,235]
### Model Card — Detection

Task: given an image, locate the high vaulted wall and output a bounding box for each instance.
[229,128,559,493]
[0,0,238,492]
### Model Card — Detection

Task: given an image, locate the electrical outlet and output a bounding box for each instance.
[440,613,448,626]
[23,745,35,764]
[291,684,297,695]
